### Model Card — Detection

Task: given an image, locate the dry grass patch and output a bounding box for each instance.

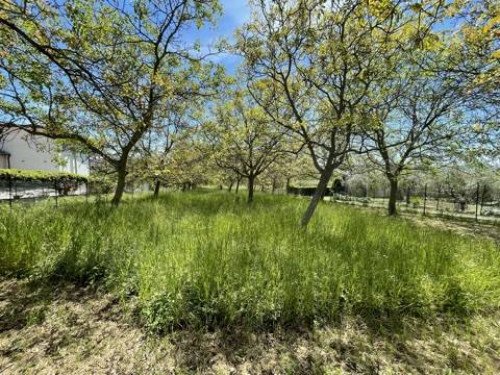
[1,279,499,374]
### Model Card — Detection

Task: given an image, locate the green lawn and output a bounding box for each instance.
[1,191,499,332]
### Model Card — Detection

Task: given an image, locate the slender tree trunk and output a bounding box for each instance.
[153,180,161,199]
[235,177,241,194]
[300,163,335,228]
[286,177,291,194]
[228,181,234,192]
[248,175,255,203]
[272,178,277,194]
[111,166,127,205]
[388,178,398,216]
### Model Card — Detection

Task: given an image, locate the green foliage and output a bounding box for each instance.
[1,192,499,331]
[203,89,288,196]
[0,0,224,203]
[0,168,88,182]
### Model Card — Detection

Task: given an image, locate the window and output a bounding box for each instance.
[0,152,10,168]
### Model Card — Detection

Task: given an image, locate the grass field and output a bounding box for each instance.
[2,191,500,373]
[1,191,499,332]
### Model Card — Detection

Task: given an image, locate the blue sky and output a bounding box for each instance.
[185,0,251,74]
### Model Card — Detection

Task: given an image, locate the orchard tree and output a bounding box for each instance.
[238,0,410,226]
[359,1,497,215]
[204,90,287,203]
[137,101,196,198]
[259,154,297,194]
[0,0,223,204]
[362,67,473,215]
[458,2,500,164]
[447,1,499,93]
[167,138,211,190]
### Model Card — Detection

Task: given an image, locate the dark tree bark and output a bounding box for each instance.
[388,177,398,216]
[300,162,335,227]
[112,166,127,205]
[248,174,255,203]
[235,177,241,194]
[153,180,161,199]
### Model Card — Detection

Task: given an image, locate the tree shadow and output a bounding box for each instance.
[0,278,494,374]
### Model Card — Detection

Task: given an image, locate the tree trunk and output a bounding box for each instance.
[235,177,241,194]
[272,178,276,194]
[286,177,291,194]
[111,167,127,205]
[228,181,234,192]
[153,180,161,199]
[388,178,398,216]
[248,175,255,203]
[300,163,335,228]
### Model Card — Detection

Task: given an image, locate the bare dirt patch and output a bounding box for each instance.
[1,279,499,374]
[404,214,500,243]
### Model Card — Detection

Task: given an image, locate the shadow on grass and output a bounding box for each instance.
[1,278,496,374]
[0,278,482,339]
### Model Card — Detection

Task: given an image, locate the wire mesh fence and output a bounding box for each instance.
[287,179,500,225]
[0,179,88,206]
[331,184,499,224]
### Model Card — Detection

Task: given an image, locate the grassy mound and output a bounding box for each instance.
[1,192,499,331]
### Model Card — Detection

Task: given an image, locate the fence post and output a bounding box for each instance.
[54,180,58,208]
[475,183,480,222]
[480,185,486,215]
[436,186,440,211]
[423,183,427,216]
[8,176,12,208]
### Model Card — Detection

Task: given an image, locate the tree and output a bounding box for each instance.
[362,66,472,214]
[136,101,195,198]
[238,0,407,226]
[167,138,211,190]
[359,1,497,215]
[453,1,500,167]
[204,90,287,203]
[0,0,223,204]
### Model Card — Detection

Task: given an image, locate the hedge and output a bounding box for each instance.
[0,169,88,183]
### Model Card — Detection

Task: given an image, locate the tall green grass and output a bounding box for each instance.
[1,192,499,331]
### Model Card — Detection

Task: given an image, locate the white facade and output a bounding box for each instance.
[0,129,89,175]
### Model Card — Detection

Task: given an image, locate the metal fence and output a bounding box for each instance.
[331,183,499,224]
[0,179,87,206]
[287,181,500,224]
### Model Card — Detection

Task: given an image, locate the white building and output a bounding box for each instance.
[0,129,89,175]
[0,129,89,199]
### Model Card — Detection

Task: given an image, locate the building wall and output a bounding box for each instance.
[61,151,90,175]
[0,130,89,175]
